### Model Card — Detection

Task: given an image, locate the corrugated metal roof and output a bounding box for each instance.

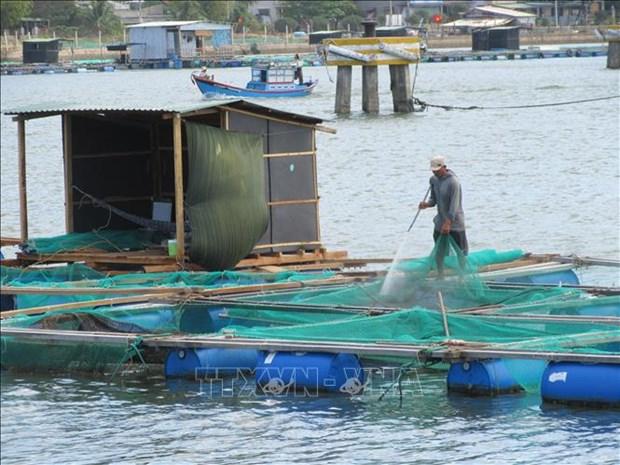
[180,22,231,32]
[442,18,512,28]
[126,20,200,28]
[22,38,61,43]
[126,20,231,30]
[3,101,234,116]
[2,100,324,125]
[474,5,536,18]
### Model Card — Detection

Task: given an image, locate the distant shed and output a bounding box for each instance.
[472,26,520,51]
[309,30,345,45]
[375,26,414,37]
[126,20,232,64]
[22,38,62,64]
[4,100,335,268]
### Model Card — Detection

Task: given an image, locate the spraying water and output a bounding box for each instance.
[380,187,431,297]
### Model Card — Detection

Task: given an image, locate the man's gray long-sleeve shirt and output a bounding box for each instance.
[427,169,466,231]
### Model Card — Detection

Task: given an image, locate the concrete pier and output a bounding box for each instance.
[335,66,352,114]
[361,20,379,114]
[362,66,379,113]
[608,39,620,69]
[389,64,414,112]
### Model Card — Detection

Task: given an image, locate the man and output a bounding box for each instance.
[293,54,304,85]
[418,155,468,276]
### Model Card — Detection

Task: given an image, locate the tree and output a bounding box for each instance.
[280,0,360,29]
[274,17,297,33]
[201,0,229,22]
[30,0,81,36]
[79,1,122,35]
[340,13,363,32]
[164,0,206,20]
[1,0,33,32]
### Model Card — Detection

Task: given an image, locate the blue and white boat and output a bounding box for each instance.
[191,63,318,98]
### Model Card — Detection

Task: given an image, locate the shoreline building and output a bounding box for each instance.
[127,20,233,67]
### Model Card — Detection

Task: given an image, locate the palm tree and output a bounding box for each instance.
[82,0,121,35]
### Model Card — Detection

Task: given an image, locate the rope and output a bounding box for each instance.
[108,336,145,382]
[378,360,417,406]
[412,94,620,112]
[319,47,335,84]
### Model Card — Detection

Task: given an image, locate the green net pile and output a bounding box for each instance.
[1,264,335,309]
[2,237,618,376]
[20,229,162,254]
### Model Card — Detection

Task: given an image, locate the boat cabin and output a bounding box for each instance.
[247,64,300,90]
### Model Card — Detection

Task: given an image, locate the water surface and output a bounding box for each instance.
[1,57,619,464]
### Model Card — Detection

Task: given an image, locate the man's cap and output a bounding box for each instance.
[430,155,445,171]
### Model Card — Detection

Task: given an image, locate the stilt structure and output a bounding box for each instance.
[323,30,421,114]
[606,26,620,69]
[608,38,620,69]
[361,21,379,114]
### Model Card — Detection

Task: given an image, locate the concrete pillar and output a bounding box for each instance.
[362,65,379,113]
[335,65,352,114]
[389,64,414,113]
[361,20,379,114]
[608,39,620,69]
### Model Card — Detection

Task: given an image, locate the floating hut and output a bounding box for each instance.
[472,26,520,51]
[3,100,340,272]
[22,38,62,64]
[126,20,233,67]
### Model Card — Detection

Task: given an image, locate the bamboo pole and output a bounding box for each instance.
[437,291,450,338]
[62,114,74,232]
[3,327,619,364]
[0,293,179,320]
[17,118,28,241]
[172,114,185,264]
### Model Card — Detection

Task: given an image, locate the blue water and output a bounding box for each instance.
[2,370,619,465]
[1,57,619,463]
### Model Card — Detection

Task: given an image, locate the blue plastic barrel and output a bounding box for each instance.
[541,362,620,407]
[165,348,258,378]
[256,351,365,395]
[447,359,525,395]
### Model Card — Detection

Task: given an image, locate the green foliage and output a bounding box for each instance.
[281,0,359,28]
[202,0,229,21]
[443,2,468,22]
[79,1,122,35]
[164,0,206,20]
[1,0,33,31]
[340,13,363,32]
[408,11,430,28]
[231,2,261,33]
[32,0,81,30]
[164,0,231,22]
[274,17,298,33]
[311,16,329,31]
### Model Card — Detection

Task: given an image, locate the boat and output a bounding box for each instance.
[191,63,318,98]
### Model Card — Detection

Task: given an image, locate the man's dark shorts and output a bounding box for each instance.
[433,230,469,255]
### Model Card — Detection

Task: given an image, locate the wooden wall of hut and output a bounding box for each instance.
[226,110,320,254]
[65,108,320,255]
